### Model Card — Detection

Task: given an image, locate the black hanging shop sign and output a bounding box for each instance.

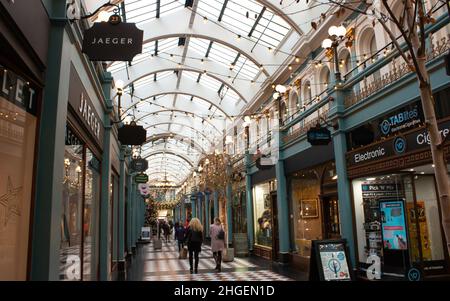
[307,125,331,145]
[118,122,147,145]
[131,158,148,172]
[82,15,143,61]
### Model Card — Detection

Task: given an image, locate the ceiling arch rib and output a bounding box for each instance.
[147,171,185,182]
[91,0,300,36]
[146,159,192,171]
[143,150,195,167]
[144,122,216,145]
[145,133,206,154]
[143,138,204,159]
[134,9,288,76]
[110,55,256,103]
[135,111,224,135]
[119,75,242,117]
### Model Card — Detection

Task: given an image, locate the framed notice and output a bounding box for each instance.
[379,199,408,250]
[300,199,319,218]
[309,239,353,281]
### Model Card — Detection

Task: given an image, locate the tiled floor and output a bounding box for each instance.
[126,239,307,281]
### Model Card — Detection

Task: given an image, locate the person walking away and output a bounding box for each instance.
[174,222,186,252]
[162,221,170,243]
[210,217,225,272]
[185,218,203,274]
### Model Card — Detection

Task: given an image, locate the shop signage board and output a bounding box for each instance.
[0,66,38,116]
[131,158,148,172]
[307,126,331,145]
[82,20,143,61]
[118,123,147,145]
[135,173,148,183]
[309,239,353,281]
[347,118,450,167]
[141,227,151,241]
[378,102,423,137]
[68,64,104,147]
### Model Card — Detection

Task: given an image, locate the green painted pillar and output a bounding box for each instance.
[245,153,255,251]
[213,191,219,218]
[205,192,210,237]
[126,174,133,254]
[329,89,356,266]
[130,182,136,248]
[226,182,233,246]
[118,149,125,262]
[198,193,203,224]
[275,160,290,258]
[99,70,113,281]
[181,200,186,223]
[30,1,67,280]
[191,195,197,218]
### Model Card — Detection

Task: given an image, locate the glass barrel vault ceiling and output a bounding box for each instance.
[104,0,292,187]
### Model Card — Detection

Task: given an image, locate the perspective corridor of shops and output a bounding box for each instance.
[2,0,450,283]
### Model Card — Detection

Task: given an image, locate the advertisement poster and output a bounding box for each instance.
[380,200,408,250]
[318,243,351,281]
[407,201,432,260]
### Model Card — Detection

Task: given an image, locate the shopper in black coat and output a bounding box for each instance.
[185,218,203,274]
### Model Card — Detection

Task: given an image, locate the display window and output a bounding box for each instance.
[290,170,322,257]
[0,67,38,280]
[352,165,447,277]
[232,189,247,234]
[252,182,274,248]
[60,126,101,281]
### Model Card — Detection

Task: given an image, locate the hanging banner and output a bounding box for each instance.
[82,18,143,61]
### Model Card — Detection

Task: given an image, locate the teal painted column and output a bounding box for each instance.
[181,201,186,223]
[191,196,197,218]
[226,182,233,247]
[205,192,210,237]
[329,88,356,267]
[30,0,67,280]
[99,71,113,281]
[198,193,203,224]
[130,182,136,248]
[213,191,219,218]
[275,159,290,258]
[245,154,255,251]
[118,148,126,263]
[126,174,133,254]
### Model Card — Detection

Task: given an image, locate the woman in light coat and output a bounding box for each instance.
[209,217,225,272]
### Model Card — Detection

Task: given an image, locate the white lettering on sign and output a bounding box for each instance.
[91,37,134,45]
[366,255,381,280]
[416,127,450,145]
[79,92,100,139]
[354,147,386,163]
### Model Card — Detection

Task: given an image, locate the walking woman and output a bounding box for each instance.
[210,217,225,272]
[185,218,203,274]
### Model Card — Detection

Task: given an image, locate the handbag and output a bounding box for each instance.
[217,226,225,240]
[179,247,188,259]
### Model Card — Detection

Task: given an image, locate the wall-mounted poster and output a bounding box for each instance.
[407,201,432,260]
[309,239,353,281]
[379,200,408,250]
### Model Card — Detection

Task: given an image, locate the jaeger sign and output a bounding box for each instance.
[82,17,143,61]
[68,64,104,147]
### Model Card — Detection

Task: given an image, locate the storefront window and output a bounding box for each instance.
[0,79,37,280]
[61,128,84,280]
[291,170,322,257]
[232,190,247,234]
[61,126,101,280]
[83,149,100,280]
[253,182,273,247]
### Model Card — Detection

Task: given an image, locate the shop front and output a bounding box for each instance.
[252,179,277,260]
[0,64,40,280]
[346,92,450,279]
[60,64,104,281]
[288,161,339,272]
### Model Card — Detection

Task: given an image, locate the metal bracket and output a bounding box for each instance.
[66,0,120,22]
